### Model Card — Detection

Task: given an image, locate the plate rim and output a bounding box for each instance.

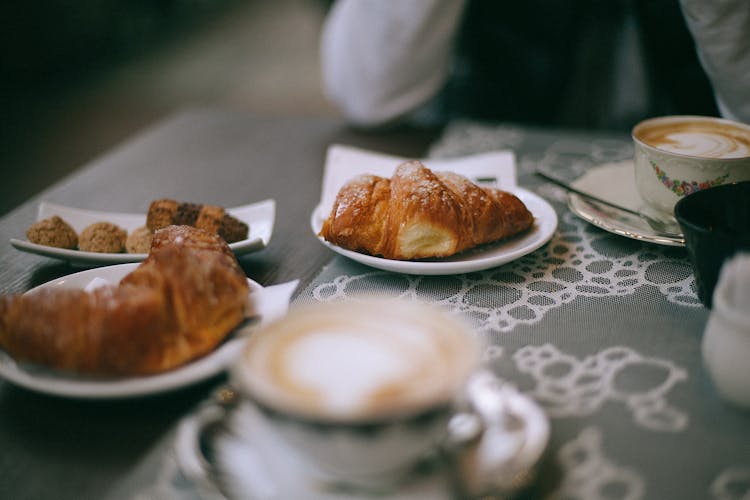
[0,263,264,399]
[567,193,685,247]
[310,187,558,275]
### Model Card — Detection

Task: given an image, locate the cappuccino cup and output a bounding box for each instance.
[632,115,750,222]
[230,299,481,487]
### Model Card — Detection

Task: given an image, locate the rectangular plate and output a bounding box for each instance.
[10,199,275,266]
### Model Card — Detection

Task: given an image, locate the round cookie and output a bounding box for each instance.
[125,226,153,254]
[26,216,78,249]
[79,222,127,253]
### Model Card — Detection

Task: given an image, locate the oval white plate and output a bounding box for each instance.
[10,199,276,265]
[567,161,684,246]
[311,187,558,275]
[0,264,296,399]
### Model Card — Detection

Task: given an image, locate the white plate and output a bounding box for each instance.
[10,199,276,265]
[311,189,557,275]
[311,144,557,275]
[0,264,298,398]
[567,161,684,247]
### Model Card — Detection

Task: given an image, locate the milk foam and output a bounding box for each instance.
[236,301,480,421]
[285,330,416,414]
[637,119,750,159]
[653,131,750,158]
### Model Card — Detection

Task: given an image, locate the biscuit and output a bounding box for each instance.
[195,205,225,235]
[26,216,78,249]
[79,222,127,253]
[146,199,179,231]
[174,202,201,226]
[145,199,249,244]
[218,213,249,243]
[125,226,153,253]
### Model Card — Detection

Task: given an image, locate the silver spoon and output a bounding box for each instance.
[535,171,684,239]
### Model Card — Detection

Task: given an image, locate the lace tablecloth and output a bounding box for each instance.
[292,122,750,500]
[108,122,749,500]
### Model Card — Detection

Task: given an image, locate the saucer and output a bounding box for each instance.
[175,373,549,499]
[567,161,685,247]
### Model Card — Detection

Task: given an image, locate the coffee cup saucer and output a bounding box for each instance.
[566,161,685,247]
[175,374,549,499]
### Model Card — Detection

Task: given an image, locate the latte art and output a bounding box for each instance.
[274,326,438,415]
[637,120,750,159]
[235,301,479,421]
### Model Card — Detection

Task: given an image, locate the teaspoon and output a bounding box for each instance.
[534,171,684,240]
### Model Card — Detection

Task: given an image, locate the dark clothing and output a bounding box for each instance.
[439,0,718,131]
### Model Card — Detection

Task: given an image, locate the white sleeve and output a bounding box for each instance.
[680,0,750,124]
[320,0,467,127]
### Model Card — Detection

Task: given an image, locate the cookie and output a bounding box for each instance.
[146,199,179,231]
[79,222,127,253]
[173,202,201,226]
[194,205,225,235]
[218,213,249,243]
[26,216,78,249]
[125,226,153,253]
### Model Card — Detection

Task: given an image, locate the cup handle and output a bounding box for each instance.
[444,370,550,498]
[174,388,239,498]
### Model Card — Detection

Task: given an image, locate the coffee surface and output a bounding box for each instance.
[637,120,750,159]
[236,302,479,421]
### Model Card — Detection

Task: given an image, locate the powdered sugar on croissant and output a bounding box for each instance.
[319,160,534,260]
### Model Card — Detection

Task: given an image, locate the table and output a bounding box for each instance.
[0,109,747,500]
[0,109,438,500]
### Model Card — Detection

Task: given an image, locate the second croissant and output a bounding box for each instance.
[319,161,534,260]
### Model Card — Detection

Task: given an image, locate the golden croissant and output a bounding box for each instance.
[0,225,250,376]
[319,160,534,260]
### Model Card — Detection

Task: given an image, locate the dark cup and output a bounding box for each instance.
[674,182,750,308]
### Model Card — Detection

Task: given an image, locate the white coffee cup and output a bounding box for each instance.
[230,300,479,484]
[170,299,549,497]
[632,115,750,222]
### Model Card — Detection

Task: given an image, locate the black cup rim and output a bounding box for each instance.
[674,181,750,237]
[674,181,750,307]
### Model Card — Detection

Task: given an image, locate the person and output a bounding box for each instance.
[680,0,750,125]
[320,0,750,130]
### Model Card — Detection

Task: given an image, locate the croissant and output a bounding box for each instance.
[0,225,250,376]
[319,161,534,260]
